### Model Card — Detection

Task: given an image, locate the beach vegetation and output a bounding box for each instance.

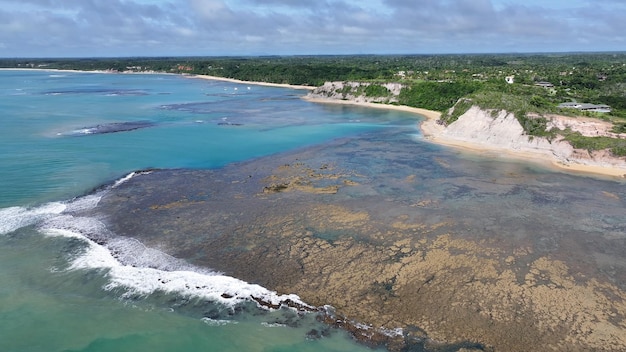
[516,113,556,139]
[611,122,626,134]
[364,84,391,98]
[440,98,473,125]
[398,81,481,112]
[563,131,626,157]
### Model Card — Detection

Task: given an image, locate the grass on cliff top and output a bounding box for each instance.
[563,131,626,157]
[442,91,626,155]
[441,90,556,138]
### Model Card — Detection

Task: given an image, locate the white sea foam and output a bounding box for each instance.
[35,197,311,311]
[112,172,137,188]
[2,194,311,311]
[64,194,102,213]
[44,225,306,308]
[112,171,152,189]
[70,128,95,135]
[0,202,66,235]
[201,318,238,326]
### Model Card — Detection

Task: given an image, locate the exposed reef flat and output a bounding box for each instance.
[81,128,626,351]
[59,120,155,136]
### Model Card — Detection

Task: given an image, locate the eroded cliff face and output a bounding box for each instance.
[308,81,403,104]
[442,106,626,171]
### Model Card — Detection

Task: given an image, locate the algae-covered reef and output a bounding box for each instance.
[81,130,626,352]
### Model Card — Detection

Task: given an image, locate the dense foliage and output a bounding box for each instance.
[364,84,391,98]
[4,53,622,113]
[398,81,481,112]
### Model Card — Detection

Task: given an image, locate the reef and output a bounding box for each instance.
[62,120,155,136]
[82,129,626,351]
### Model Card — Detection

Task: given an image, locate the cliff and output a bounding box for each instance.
[426,105,626,176]
[307,81,403,104]
[305,82,626,177]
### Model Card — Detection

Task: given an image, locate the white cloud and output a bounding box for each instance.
[190,0,230,19]
[0,0,624,57]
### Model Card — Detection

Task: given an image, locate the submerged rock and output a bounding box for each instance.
[61,120,155,136]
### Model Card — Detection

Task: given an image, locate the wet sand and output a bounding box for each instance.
[82,128,626,352]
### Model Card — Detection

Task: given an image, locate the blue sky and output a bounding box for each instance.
[1,0,624,57]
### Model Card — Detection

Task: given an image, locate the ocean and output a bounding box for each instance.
[2,69,626,352]
[0,70,412,352]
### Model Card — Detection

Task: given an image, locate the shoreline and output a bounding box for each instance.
[419,110,626,179]
[193,74,316,90]
[4,68,624,178]
[302,96,626,179]
[302,95,441,120]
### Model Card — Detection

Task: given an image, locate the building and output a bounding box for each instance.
[534,81,554,88]
[505,76,515,84]
[558,102,612,113]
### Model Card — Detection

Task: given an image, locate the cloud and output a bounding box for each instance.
[190,0,230,19]
[0,0,623,57]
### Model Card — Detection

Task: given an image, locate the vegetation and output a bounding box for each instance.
[398,81,481,112]
[2,53,624,153]
[364,84,391,98]
[563,131,626,157]
[441,98,473,125]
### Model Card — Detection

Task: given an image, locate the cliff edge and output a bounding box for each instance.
[305,82,626,177]
[423,105,626,176]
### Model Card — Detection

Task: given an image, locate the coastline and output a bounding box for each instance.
[302,95,626,179]
[419,110,626,179]
[194,74,316,90]
[4,67,623,179]
[302,95,441,120]
[7,69,623,351]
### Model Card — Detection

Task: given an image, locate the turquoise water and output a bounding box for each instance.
[1,71,407,207]
[0,70,419,352]
[5,70,624,352]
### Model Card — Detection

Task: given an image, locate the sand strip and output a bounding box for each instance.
[194,74,316,90]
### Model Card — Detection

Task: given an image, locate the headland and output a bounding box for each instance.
[304,82,626,179]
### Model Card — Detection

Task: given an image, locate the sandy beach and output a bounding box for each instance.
[10,67,623,179]
[418,109,626,178]
[302,95,626,179]
[194,74,316,90]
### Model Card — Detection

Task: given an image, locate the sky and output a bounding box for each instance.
[1,0,624,57]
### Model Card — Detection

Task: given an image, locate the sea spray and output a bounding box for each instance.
[0,202,67,235]
[38,194,313,312]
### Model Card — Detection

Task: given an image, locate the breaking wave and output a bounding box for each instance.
[1,174,310,312]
